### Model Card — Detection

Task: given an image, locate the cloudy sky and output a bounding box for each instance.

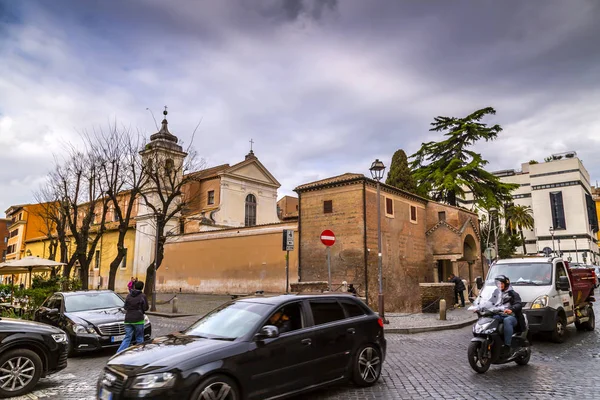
[1,0,600,214]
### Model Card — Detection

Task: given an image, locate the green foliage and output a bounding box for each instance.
[410,107,518,207]
[498,232,523,259]
[528,160,538,165]
[506,204,535,254]
[32,275,81,292]
[385,149,418,193]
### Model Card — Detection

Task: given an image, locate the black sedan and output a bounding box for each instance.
[34,290,151,355]
[98,294,386,400]
[0,318,68,398]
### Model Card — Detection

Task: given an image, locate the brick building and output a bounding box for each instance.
[0,218,10,262]
[295,173,481,313]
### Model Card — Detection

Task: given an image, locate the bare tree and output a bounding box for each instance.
[84,123,149,290]
[137,114,203,299]
[50,149,110,289]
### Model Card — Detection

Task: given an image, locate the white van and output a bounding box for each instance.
[478,256,595,343]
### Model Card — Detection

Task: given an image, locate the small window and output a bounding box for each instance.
[208,190,215,205]
[410,205,417,222]
[94,250,100,270]
[310,301,346,325]
[342,301,366,318]
[264,303,304,334]
[438,211,446,221]
[385,198,394,216]
[324,200,333,214]
[295,205,299,211]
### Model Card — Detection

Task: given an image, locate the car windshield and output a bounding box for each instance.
[183,301,272,340]
[64,292,124,312]
[487,262,553,286]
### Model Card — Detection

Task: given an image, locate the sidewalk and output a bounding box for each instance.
[145,293,477,333]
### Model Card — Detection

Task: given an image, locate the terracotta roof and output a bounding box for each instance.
[185,164,230,180]
[294,173,364,191]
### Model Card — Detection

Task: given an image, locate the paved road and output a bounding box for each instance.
[11,316,600,399]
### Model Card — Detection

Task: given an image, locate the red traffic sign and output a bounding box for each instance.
[320,230,336,247]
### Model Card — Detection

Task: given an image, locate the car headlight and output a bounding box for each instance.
[73,324,96,334]
[131,372,175,389]
[531,295,549,309]
[144,315,150,326]
[51,333,68,343]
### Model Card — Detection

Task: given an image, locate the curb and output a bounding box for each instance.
[384,317,477,334]
[146,311,199,318]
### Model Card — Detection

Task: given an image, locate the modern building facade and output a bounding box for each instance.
[460,152,599,263]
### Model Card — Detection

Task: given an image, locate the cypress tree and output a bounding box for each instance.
[385,149,418,193]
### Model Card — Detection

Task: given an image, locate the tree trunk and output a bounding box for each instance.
[144,263,155,298]
[520,229,526,255]
[107,249,126,291]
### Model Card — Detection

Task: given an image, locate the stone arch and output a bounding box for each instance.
[462,234,477,261]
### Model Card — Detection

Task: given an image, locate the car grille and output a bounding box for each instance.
[101,368,126,393]
[98,322,125,336]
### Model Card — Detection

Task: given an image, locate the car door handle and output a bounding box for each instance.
[347,328,356,335]
[301,338,312,346]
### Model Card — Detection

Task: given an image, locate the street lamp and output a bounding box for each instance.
[489,208,499,260]
[369,159,386,322]
[573,235,579,264]
[549,227,556,256]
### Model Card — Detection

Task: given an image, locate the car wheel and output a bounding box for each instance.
[0,349,43,398]
[191,374,240,400]
[352,344,382,387]
[550,314,566,343]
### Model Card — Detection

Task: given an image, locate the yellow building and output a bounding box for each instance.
[594,187,600,242]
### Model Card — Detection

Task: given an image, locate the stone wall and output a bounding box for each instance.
[290,281,328,293]
[419,283,455,313]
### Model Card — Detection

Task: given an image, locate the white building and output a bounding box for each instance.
[459,152,599,264]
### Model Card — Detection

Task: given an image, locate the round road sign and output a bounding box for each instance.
[320,230,336,247]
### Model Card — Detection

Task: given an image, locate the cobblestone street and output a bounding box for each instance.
[11,315,600,400]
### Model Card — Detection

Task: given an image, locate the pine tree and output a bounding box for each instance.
[385,149,418,193]
[410,107,517,207]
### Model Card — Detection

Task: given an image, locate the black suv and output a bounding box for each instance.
[0,318,68,398]
[99,294,386,400]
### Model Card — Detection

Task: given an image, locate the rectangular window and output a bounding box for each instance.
[385,198,394,216]
[549,191,566,229]
[208,190,215,205]
[341,301,366,318]
[438,211,446,221]
[324,200,333,214]
[94,250,100,270]
[310,301,346,325]
[585,193,599,232]
[410,205,417,222]
[119,248,128,270]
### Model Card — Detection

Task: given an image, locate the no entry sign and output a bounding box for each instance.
[320,230,336,247]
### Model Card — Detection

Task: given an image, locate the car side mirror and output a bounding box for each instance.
[254,325,279,341]
[557,276,570,291]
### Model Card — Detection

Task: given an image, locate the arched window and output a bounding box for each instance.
[165,159,174,172]
[245,194,257,227]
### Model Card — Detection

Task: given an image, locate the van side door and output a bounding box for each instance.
[555,261,575,324]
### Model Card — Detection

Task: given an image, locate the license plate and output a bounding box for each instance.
[99,387,113,400]
[111,335,125,343]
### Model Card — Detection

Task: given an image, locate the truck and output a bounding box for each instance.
[479,256,596,343]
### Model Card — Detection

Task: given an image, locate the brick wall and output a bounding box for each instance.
[299,182,366,288]
[419,283,455,313]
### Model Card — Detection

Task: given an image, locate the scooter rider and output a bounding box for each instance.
[493,275,524,354]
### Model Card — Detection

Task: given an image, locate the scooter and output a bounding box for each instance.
[468,308,531,373]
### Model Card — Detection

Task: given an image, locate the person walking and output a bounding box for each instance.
[117,280,148,353]
[448,273,466,308]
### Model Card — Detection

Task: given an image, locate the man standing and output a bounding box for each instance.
[117,280,148,353]
[448,273,466,308]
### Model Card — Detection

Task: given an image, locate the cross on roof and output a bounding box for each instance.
[249,138,254,152]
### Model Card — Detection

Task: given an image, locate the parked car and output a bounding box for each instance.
[34,290,151,355]
[0,318,68,398]
[98,294,386,400]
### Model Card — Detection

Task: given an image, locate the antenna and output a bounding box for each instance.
[146,108,159,130]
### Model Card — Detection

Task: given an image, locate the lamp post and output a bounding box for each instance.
[549,227,556,256]
[369,159,387,323]
[573,235,579,264]
[490,208,499,260]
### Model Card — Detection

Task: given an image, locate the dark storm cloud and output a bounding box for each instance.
[1,0,600,213]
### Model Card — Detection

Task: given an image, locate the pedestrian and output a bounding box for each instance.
[117,280,148,353]
[127,277,135,293]
[448,273,466,308]
[347,284,357,295]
